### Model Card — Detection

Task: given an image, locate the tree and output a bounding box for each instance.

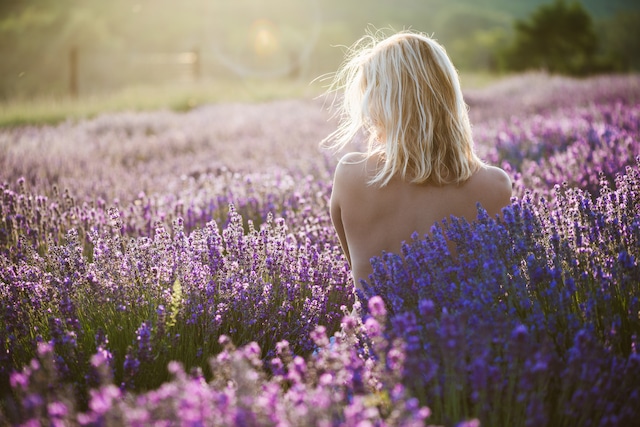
[500,0,602,75]
[598,10,640,71]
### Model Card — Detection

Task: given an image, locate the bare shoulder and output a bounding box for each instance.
[338,151,368,163]
[471,164,513,213]
[333,152,371,184]
[479,164,512,192]
[336,152,368,170]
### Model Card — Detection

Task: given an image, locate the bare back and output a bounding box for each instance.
[330,152,513,288]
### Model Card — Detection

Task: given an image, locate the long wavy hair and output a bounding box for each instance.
[322,29,483,186]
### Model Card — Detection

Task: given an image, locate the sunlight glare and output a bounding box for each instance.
[251,19,279,57]
[208,0,321,78]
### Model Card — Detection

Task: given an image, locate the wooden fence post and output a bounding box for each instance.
[69,46,78,98]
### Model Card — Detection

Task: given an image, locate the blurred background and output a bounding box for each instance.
[1,0,639,123]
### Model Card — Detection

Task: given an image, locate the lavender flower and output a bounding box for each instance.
[2,73,639,426]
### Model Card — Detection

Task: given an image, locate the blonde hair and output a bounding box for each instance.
[322,29,483,186]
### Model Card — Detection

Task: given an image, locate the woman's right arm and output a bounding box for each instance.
[330,160,352,267]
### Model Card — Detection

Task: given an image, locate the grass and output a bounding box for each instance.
[0,78,326,129]
[0,72,504,129]
[459,71,507,91]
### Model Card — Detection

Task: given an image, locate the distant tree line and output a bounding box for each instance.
[442,0,640,76]
[497,0,639,75]
[0,0,639,99]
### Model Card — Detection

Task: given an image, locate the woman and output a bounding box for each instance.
[323,29,512,289]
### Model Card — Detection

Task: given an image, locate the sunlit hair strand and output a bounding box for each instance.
[321,28,483,186]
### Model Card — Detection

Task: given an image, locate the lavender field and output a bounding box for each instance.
[1,72,640,426]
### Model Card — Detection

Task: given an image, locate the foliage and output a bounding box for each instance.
[597,10,640,71]
[0,79,326,129]
[499,0,616,75]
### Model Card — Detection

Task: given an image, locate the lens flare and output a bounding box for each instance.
[251,19,279,57]
[208,0,321,78]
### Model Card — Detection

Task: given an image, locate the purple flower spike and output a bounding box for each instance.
[88,385,121,415]
[368,295,387,318]
[341,315,358,333]
[47,401,68,418]
[364,318,382,338]
[418,299,435,318]
[275,340,290,356]
[457,419,480,427]
[9,371,29,390]
[310,325,329,347]
[511,324,529,342]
